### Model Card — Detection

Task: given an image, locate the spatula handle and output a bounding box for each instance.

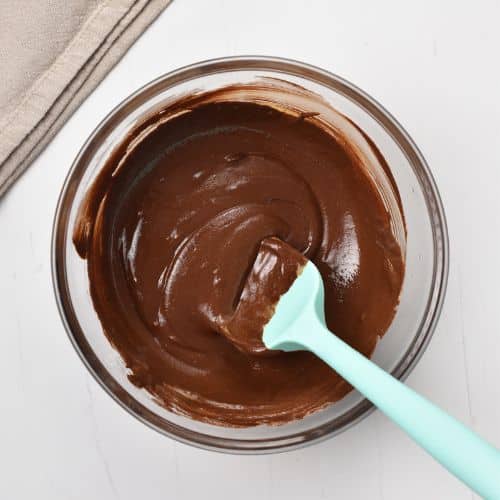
[304,326,500,499]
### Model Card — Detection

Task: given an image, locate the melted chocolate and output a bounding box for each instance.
[74,95,405,426]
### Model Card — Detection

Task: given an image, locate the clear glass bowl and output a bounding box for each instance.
[52,56,449,453]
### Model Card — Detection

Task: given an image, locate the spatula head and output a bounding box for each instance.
[216,237,325,355]
[263,259,325,352]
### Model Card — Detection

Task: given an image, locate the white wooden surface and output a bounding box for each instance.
[1,1,499,498]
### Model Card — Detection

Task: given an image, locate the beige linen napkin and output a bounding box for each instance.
[0,0,172,197]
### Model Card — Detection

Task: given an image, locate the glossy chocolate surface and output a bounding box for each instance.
[74,93,404,426]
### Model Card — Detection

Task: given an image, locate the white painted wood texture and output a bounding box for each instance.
[1,0,499,498]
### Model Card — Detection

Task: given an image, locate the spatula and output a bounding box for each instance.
[263,258,500,498]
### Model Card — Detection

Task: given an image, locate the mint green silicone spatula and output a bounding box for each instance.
[263,259,500,499]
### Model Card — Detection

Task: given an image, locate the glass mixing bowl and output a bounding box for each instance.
[52,56,448,453]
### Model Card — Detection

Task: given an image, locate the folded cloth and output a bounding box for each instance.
[0,0,172,197]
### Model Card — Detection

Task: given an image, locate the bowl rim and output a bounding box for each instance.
[51,55,449,454]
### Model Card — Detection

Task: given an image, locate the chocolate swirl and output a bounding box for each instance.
[74,95,404,426]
